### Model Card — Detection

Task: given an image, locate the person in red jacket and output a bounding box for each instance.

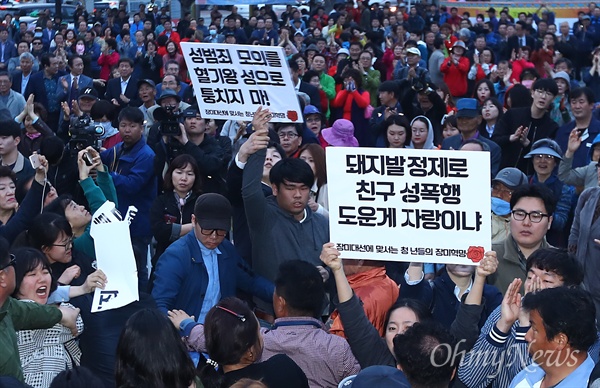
[440,41,470,98]
[159,20,181,47]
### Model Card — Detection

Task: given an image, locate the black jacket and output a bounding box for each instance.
[492,107,558,174]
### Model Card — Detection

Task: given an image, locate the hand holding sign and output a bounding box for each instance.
[475,251,498,278]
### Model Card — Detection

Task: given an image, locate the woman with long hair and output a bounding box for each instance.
[479,97,504,139]
[194,298,308,388]
[140,40,162,84]
[298,144,328,217]
[150,155,202,265]
[44,148,118,260]
[382,114,411,149]
[162,40,187,81]
[12,248,84,388]
[115,308,199,388]
[473,79,496,105]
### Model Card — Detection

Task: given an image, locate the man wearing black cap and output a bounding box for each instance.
[151,193,273,322]
[486,7,499,32]
[442,98,502,177]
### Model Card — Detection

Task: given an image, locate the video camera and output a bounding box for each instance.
[68,115,105,156]
[153,105,182,136]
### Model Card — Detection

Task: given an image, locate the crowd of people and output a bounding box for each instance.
[0,0,600,387]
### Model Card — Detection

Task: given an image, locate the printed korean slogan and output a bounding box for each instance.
[181,42,302,123]
[327,147,491,265]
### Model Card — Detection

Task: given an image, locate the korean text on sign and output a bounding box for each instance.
[181,42,302,123]
[326,148,491,265]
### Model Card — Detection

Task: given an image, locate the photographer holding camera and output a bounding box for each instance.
[152,104,231,196]
[400,77,447,146]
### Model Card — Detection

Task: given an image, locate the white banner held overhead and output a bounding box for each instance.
[181,42,303,123]
[326,147,492,265]
[90,201,139,313]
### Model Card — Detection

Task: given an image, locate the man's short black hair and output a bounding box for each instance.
[393,321,457,388]
[532,78,558,96]
[274,260,325,318]
[526,248,583,287]
[269,157,314,189]
[118,57,134,67]
[510,184,557,216]
[570,87,595,104]
[0,120,22,138]
[522,287,597,352]
[118,107,144,125]
[288,59,300,73]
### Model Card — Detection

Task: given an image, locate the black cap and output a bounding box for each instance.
[137,78,156,89]
[79,87,99,100]
[157,88,181,103]
[193,193,232,231]
[182,106,201,118]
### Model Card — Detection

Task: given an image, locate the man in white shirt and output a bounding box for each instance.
[509,287,597,388]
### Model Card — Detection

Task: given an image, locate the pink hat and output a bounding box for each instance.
[322,119,359,147]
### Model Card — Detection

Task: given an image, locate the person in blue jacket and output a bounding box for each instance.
[100,107,156,292]
[151,193,274,323]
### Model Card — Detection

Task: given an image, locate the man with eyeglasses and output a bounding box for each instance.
[488,184,556,294]
[151,193,274,323]
[492,78,559,174]
[275,122,304,158]
[0,236,80,382]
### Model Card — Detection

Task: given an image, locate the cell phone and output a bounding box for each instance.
[83,151,94,166]
[29,154,41,169]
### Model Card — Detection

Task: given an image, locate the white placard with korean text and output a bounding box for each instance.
[326,147,491,265]
[181,42,303,123]
[90,201,139,313]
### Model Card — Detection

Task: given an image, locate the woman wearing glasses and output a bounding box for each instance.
[406,116,435,150]
[524,139,575,247]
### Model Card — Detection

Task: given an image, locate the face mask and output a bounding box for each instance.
[491,196,511,216]
[209,30,216,36]
[76,44,85,54]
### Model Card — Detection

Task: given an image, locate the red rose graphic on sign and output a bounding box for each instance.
[467,246,485,263]
[287,110,298,121]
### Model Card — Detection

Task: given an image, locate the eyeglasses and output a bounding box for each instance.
[534,89,554,98]
[306,117,321,123]
[511,210,550,223]
[0,254,15,271]
[533,154,555,160]
[200,228,227,237]
[32,42,42,45]
[278,132,299,139]
[492,184,513,196]
[411,128,427,134]
[52,237,73,251]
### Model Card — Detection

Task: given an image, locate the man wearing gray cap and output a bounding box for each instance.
[491,167,528,243]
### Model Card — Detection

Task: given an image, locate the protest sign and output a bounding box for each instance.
[90,201,139,313]
[181,42,302,123]
[326,147,491,265]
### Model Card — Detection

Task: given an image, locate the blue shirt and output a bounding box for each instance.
[509,355,595,387]
[196,239,221,323]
